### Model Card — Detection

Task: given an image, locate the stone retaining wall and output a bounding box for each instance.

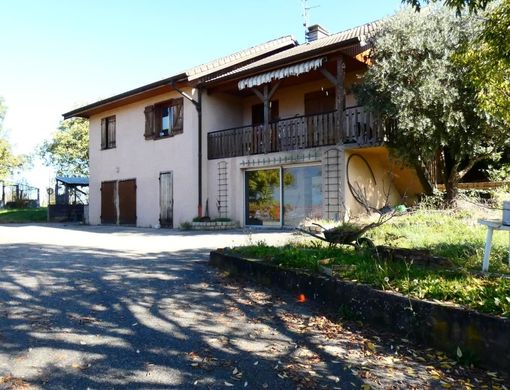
[210,250,510,374]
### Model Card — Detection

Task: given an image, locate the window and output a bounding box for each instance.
[245,165,322,226]
[101,116,116,149]
[155,98,183,138]
[251,100,279,125]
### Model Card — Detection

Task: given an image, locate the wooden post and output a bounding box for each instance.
[263,85,269,153]
[336,57,345,141]
[320,56,345,142]
[252,82,280,153]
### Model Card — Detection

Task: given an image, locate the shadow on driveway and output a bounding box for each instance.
[0,242,364,389]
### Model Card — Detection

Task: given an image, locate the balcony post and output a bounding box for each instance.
[320,56,345,142]
[252,81,280,153]
[336,57,345,142]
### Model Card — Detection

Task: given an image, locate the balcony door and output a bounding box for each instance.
[251,101,279,125]
[304,88,335,115]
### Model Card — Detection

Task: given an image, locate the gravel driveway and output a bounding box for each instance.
[0,224,503,389]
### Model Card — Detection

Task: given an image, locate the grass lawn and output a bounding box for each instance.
[0,208,47,223]
[233,207,510,318]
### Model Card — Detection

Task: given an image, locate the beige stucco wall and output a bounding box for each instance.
[202,92,243,134]
[88,88,198,227]
[343,148,402,218]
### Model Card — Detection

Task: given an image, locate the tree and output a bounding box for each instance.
[404,0,510,126]
[354,7,510,204]
[39,117,89,176]
[461,0,510,127]
[0,98,24,180]
[403,0,493,13]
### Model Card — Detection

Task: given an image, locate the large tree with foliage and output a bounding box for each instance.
[354,7,509,204]
[39,117,89,176]
[462,0,510,127]
[404,0,493,13]
[0,98,24,180]
[404,0,510,127]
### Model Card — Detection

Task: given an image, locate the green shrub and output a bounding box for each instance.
[179,221,192,230]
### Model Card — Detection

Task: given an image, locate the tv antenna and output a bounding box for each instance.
[301,0,320,40]
[301,0,319,31]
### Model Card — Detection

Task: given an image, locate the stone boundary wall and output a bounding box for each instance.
[191,221,238,230]
[209,250,510,374]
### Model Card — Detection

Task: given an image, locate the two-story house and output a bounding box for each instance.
[63,21,426,228]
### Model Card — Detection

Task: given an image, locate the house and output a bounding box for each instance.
[63,21,426,228]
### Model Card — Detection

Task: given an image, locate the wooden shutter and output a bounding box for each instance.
[144,105,155,139]
[172,99,183,133]
[107,116,116,148]
[101,118,107,149]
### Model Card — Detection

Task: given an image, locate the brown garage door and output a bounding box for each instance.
[118,179,136,225]
[101,181,117,224]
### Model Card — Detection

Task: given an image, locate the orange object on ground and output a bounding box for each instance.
[297,294,306,302]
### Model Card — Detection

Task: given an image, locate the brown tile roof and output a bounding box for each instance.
[185,35,297,81]
[63,35,296,118]
[208,20,382,84]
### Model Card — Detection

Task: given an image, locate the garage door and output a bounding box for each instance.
[101,181,117,224]
[118,179,137,225]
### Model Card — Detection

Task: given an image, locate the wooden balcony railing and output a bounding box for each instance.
[344,106,385,145]
[208,106,384,160]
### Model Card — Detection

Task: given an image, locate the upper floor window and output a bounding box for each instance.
[101,116,116,149]
[144,98,184,140]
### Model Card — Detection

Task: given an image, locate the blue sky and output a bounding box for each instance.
[0,0,402,192]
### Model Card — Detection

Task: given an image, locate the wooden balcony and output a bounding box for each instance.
[207,106,385,160]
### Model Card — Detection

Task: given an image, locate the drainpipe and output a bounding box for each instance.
[171,83,203,217]
[197,88,203,217]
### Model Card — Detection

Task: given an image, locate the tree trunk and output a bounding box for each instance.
[444,170,460,207]
[442,148,460,207]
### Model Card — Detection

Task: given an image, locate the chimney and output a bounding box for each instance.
[306,24,329,42]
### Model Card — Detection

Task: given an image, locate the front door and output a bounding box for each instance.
[118,179,137,225]
[159,172,173,228]
[100,181,117,224]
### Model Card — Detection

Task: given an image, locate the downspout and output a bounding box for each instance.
[197,88,203,217]
[171,82,203,217]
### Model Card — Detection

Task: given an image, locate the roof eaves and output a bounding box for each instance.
[207,37,360,86]
[185,35,297,81]
[62,72,187,119]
